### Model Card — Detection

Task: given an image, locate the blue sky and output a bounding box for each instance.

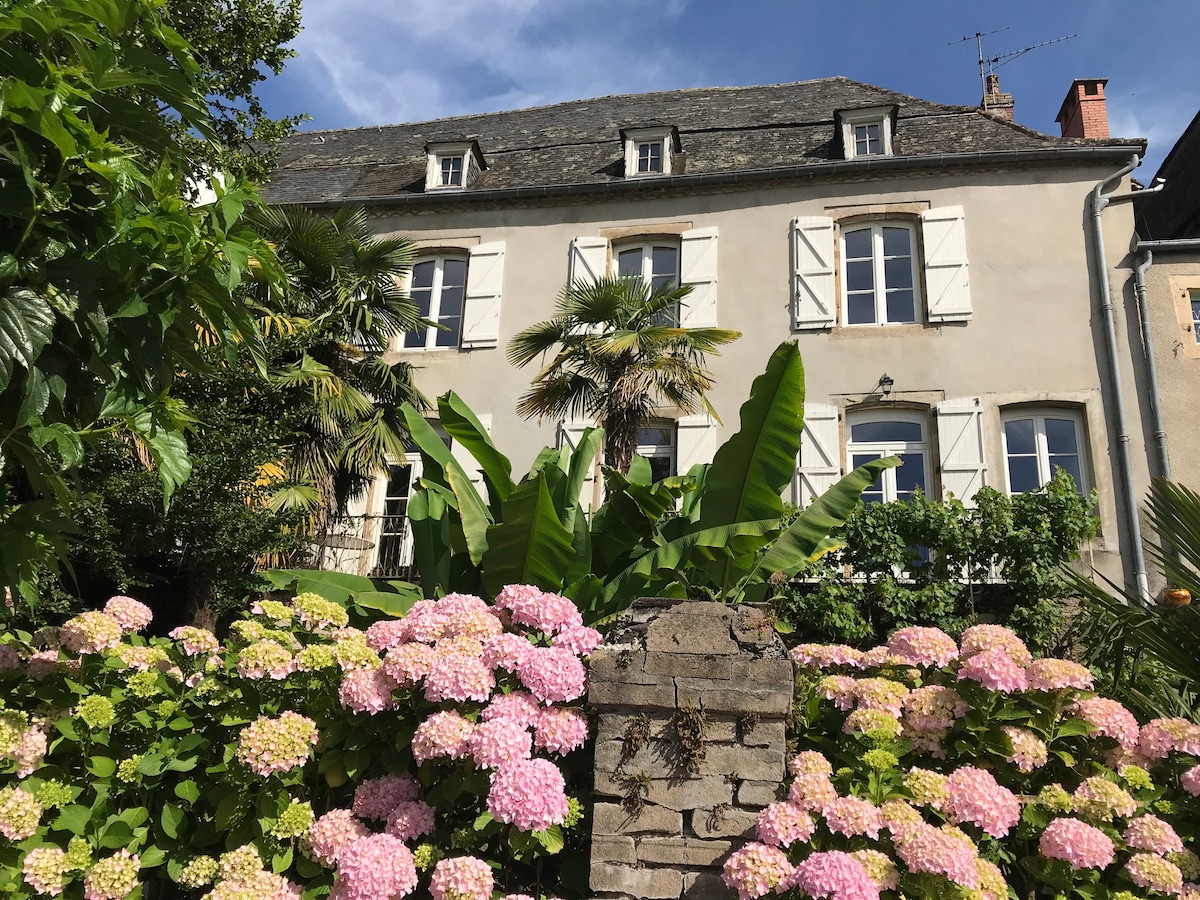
[257,0,1199,178]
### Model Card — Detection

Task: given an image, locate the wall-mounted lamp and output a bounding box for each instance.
[879,373,894,398]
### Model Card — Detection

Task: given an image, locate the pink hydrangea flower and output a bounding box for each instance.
[481,691,542,727]
[903,686,967,750]
[60,612,122,655]
[1127,853,1184,895]
[430,856,494,900]
[487,758,569,831]
[0,787,42,840]
[352,774,419,821]
[1072,777,1137,820]
[169,626,220,656]
[481,633,535,672]
[552,625,603,656]
[332,834,417,900]
[103,596,153,632]
[959,625,1032,666]
[843,708,902,738]
[494,585,582,633]
[385,800,437,842]
[722,843,794,900]
[1182,765,1200,797]
[365,619,410,652]
[424,652,495,703]
[854,677,909,716]
[880,799,923,838]
[1039,818,1115,870]
[1124,815,1185,855]
[857,645,909,668]
[791,644,865,669]
[849,849,899,893]
[469,718,533,769]
[14,727,47,777]
[1073,697,1140,748]
[789,774,838,812]
[237,640,296,680]
[437,594,505,640]
[1002,726,1048,772]
[789,850,880,900]
[402,600,449,644]
[236,712,318,777]
[517,646,587,703]
[893,823,979,887]
[25,650,60,681]
[82,849,140,900]
[339,668,398,714]
[22,846,67,896]
[943,767,1019,838]
[532,707,589,755]
[822,796,883,839]
[0,645,20,671]
[1140,717,1200,759]
[818,675,858,711]
[887,626,958,668]
[306,810,370,866]
[1026,658,1095,692]
[412,712,475,764]
[382,643,436,686]
[957,648,1027,693]
[790,751,833,777]
[755,802,816,848]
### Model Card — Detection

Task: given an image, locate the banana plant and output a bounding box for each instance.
[399,342,897,622]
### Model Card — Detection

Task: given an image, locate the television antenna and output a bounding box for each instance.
[951,29,1076,98]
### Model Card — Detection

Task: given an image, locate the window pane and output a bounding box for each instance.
[441,259,467,290]
[896,453,926,497]
[1007,455,1041,493]
[882,227,911,257]
[853,454,885,504]
[618,248,642,277]
[847,294,875,325]
[647,455,672,482]
[411,260,435,290]
[1192,298,1200,342]
[850,421,923,443]
[652,246,678,279]
[844,229,872,260]
[883,256,913,289]
[1049,455,1083,490]
[1004,419,1036,455]
[846,260,874,292]
[435,316,461,348]
[885,290,915,323]
[637,427,672,446]
[1044,418,1079,454]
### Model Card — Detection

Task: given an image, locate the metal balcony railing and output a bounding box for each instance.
[308,515,419,581]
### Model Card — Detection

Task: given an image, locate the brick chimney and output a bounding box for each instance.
[1056,78,1109,138]
[980,73,1014,122]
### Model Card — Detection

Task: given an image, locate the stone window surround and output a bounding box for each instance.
[620,126,680,179]
[836,105,897,159]
[1170,276,1200,360]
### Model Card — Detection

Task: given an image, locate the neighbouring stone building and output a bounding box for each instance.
[264,75,1161,595]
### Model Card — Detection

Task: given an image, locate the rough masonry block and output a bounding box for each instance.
[593,802,682,835]
[637,836,734,867]
[591,864,684,900]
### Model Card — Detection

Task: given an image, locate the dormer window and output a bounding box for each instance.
[424,140,485,191]
[621,126,679,179]
[836,106,897,160]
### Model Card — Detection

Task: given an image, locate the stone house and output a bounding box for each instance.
[263,76,1155,594]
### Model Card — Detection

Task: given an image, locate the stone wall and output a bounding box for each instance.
[587,599,795,899]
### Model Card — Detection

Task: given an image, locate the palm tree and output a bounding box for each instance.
[248,205,430,520]
[508,275,740,474]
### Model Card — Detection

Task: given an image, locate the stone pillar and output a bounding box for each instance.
[587,599,794,900]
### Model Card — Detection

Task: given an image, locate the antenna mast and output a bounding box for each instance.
[950,28,1008,98]
[950,29,1077,99]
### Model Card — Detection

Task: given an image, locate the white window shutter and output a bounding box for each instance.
[679,227,719,327]
[450,413,491,490]
[795,402,840,507]
[558,419,598,511]
[936,398,987,506]
[921,206,972,322]
[676,415,718,473]
[461,242,505,348]
[568,236,609,286]
[791,216,836,330]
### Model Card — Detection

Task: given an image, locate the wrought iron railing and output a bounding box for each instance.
[307,515,418,581]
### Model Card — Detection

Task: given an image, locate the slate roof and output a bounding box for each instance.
[1136,108,1200,240]
[264,77,1145,206]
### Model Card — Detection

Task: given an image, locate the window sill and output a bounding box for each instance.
[828,323,933,339]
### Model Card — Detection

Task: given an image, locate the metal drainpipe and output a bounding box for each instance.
[1132,247,1171,480]
[1089,154,1150,604]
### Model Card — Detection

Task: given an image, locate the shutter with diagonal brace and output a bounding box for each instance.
[791,216,837,330]
[936,398,987,505]
[450,413,492,492]
[680,227,719,327]
[558,418,599,511]
[568,236,609,286]
[922,206,972,322]
[676,415,718,474]
[795,402,840,507]
[461,243,505,348]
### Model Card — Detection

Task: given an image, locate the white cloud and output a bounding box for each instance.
[293,0,703,127]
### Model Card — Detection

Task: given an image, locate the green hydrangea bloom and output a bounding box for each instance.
[156,701,178,719]
[116,756,143,783]
[862,749,900,771]
[1120,765,1154,791]
[178,855,219,888]
[254,600,294,623]
[65,837,92,870]
[126,671,160,698]
[413,844,442,871]
[36,780,74,809]
[563,796,584,828]
[270,800,314,839]
[1038,784,1074,813]
[1153,799,1177,816]
[450,827,478,850]
[296,645,336,671]
[76,696,116,730]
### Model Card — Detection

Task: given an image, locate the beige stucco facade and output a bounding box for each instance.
[340,160,1150,587]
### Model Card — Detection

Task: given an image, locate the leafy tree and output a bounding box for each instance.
[165,0,306,182]
[0,0,284,600]
[773,470,1100,653]
[508,275,740,473]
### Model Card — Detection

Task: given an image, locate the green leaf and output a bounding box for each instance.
[160,803,184,839]
[533,824,564,854]
[272,846,294,874]
[174,780,200,804]
[0,287,55,384]
[438,391,516,503]
[87,756,116,777]
[52,805,92,836]
[353,589,420,618]
[561,426,603,532]
[260,569,374,604]
[700,341,804,529]
[473,812,494,830]
[481,472,574,596]
[140,845,166,868]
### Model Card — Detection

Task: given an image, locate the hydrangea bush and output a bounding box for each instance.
[724,625,1200,900]
[0,586,599,898]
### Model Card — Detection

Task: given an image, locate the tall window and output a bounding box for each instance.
[841,223,919,326]
[846,412,929,503]
[1002,410,1088,493]
[636,422,676,482]
[1191,290,1200,344]
[617,241,680,324]
[403,256,466,349]
[374,461,417,573]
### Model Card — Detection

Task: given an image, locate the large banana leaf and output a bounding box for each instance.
[559,425,602,532]
[481,472,575,596]
[1145,479,1200,598]
[700,341,804,529]
[437,391,516,506]
[401,403,492,566]
[406,488,451,598]
[734,456,900,598]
